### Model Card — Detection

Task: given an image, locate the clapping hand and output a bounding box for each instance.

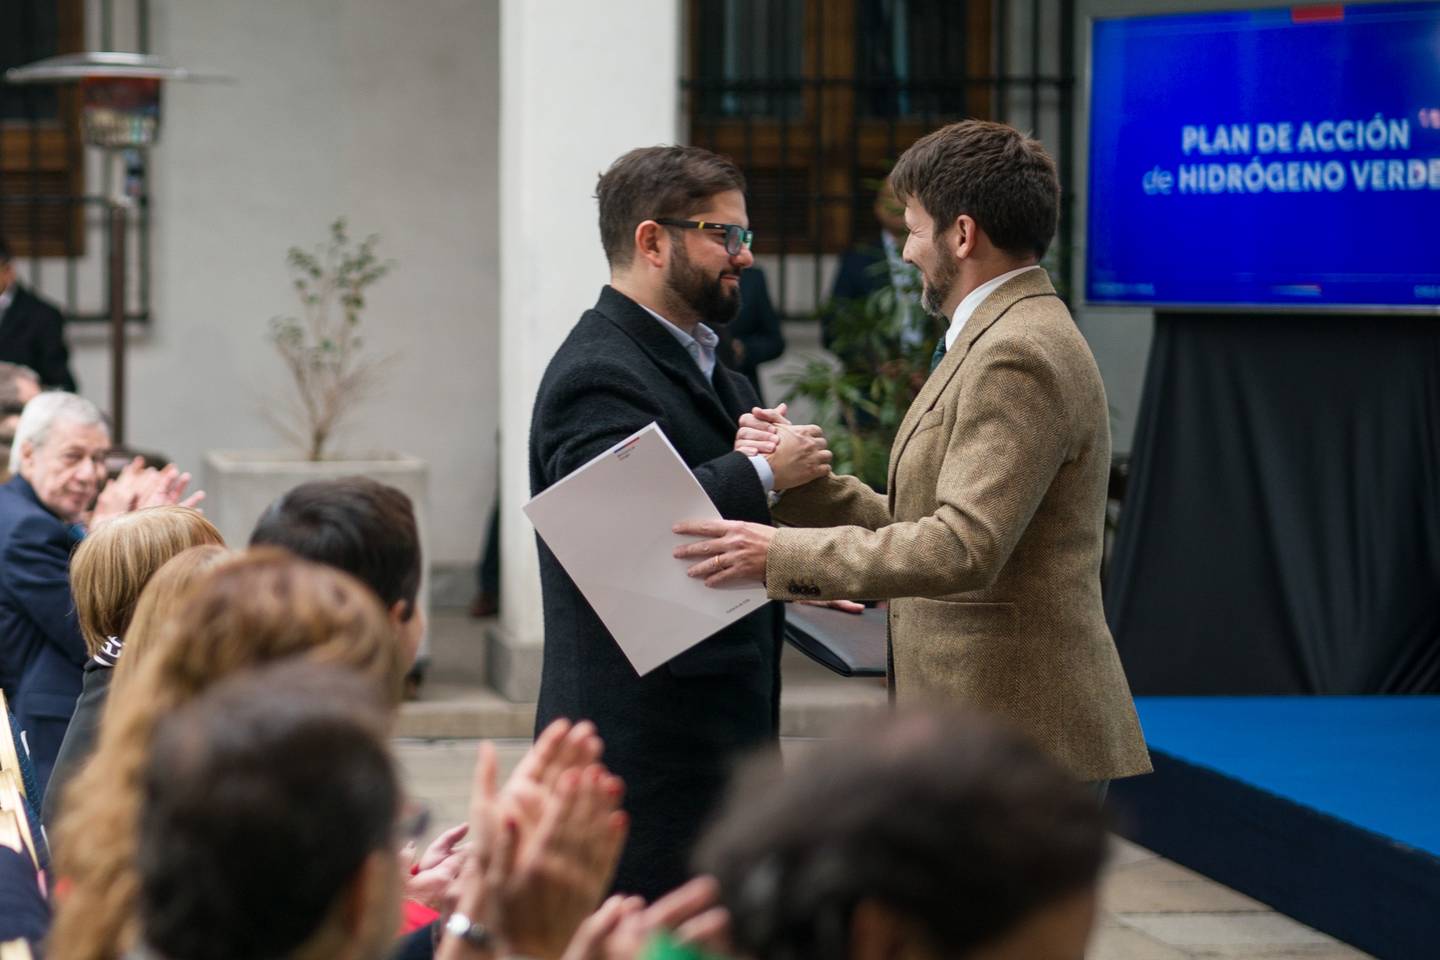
[91,457,206,527]
[438,722,628,960]
[562,877,732,960]
[404,821,470,909]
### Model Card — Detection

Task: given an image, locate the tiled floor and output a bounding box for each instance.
[393,737,1373,960]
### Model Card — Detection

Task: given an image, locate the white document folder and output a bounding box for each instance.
[523,422,770,676]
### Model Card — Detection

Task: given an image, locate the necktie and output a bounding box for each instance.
[929,337,947,373]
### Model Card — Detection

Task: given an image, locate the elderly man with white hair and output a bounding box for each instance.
[0,391,200,793]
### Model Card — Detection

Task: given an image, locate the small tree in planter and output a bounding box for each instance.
[205,217,429,625]
[267,217,394,460]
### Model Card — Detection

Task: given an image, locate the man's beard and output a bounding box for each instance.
[665,243,741,328]
[920,252,959,318]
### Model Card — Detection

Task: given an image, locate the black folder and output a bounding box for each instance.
[782,603,887,678]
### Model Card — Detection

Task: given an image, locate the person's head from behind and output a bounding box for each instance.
[597,145,754,330]
[50,549,407,960]
[890,120,1059,319]
[872,176,907,238]
[0,361,40,482]
[138,662,400,960]
[9,391,110,522]
[696,710,1106,960]
[70,506,225,659]
[250,477,424,664]
[0,362,41,411]
[112,543,232,688]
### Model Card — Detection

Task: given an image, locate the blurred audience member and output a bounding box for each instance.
[49,549,408,960]
[0,392,201,792]
[719,267,785,404]
[824,177,924,351]
[0,237,76,391]
[109,543,231,687]
[42,507,225,828]
[136,662,402,960]
[250,476,426,671]
[0,809,47,945]
[696,710,1108,960]
[470,491,501,619]
[0,362,41,481]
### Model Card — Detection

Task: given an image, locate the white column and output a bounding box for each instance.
[490,1,681,700]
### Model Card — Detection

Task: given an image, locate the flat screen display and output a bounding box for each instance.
[1086,3,1440,310]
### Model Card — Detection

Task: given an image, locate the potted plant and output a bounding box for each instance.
[203,218,430,603]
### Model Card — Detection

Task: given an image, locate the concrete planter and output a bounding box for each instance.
[202,450,432,630]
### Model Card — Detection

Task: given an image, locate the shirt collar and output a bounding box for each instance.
[639,303,719,381]
[0,281,14,316]
[944,264,1043,350]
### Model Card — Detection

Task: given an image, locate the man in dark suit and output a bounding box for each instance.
[719,266,785,403]
[0,392,108,794]
[530,145,831,900]
[0,238,77,391]
[823,176,925,354]
[0,392,200,795]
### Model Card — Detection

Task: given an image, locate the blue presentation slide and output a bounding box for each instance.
[1087,3,1440,310]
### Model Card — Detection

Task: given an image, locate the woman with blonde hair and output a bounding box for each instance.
[42,507,224,827]
[109,543,231,689]
[48,547,407,960]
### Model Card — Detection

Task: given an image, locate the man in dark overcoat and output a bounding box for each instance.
[529,145,831,900]
[0,238,77,391]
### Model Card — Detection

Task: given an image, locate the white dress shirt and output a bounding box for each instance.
[944,264,1045,351]
[641,304,775,493]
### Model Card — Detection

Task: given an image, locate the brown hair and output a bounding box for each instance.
[49,548,407,960]
[138,663,397,960]
[596,145,745,268]
[249,476,421,621]
[70,506,225,658]
[696,709,1106,959]
[111,544,232,690]
[890,119,1059,259]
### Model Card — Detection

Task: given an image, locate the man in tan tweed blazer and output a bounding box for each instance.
[675,120,1150,783]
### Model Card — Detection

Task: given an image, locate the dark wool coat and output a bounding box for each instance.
[530,285,783,900]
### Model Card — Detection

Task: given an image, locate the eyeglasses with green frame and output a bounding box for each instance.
[653,218,754,256]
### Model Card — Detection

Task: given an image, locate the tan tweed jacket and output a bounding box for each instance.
[767,268,1151,781]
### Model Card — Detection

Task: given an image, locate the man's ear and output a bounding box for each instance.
[633,220,668,270]
[336,849,393,938]
[948,214,978,261]
[387,598,412,625]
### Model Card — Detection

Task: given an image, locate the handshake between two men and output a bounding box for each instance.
[673,404,863,613]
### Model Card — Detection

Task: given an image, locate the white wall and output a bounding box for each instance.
[64,0,500,566]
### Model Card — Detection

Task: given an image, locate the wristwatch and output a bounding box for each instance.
[444,912,495,952]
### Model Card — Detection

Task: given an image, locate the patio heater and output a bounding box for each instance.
[4,53,225,450]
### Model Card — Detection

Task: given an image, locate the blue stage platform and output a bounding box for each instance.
[1108,697,1440,959]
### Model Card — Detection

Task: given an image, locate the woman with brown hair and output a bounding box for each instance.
[42,507,224,828]
[47,548,408,960]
